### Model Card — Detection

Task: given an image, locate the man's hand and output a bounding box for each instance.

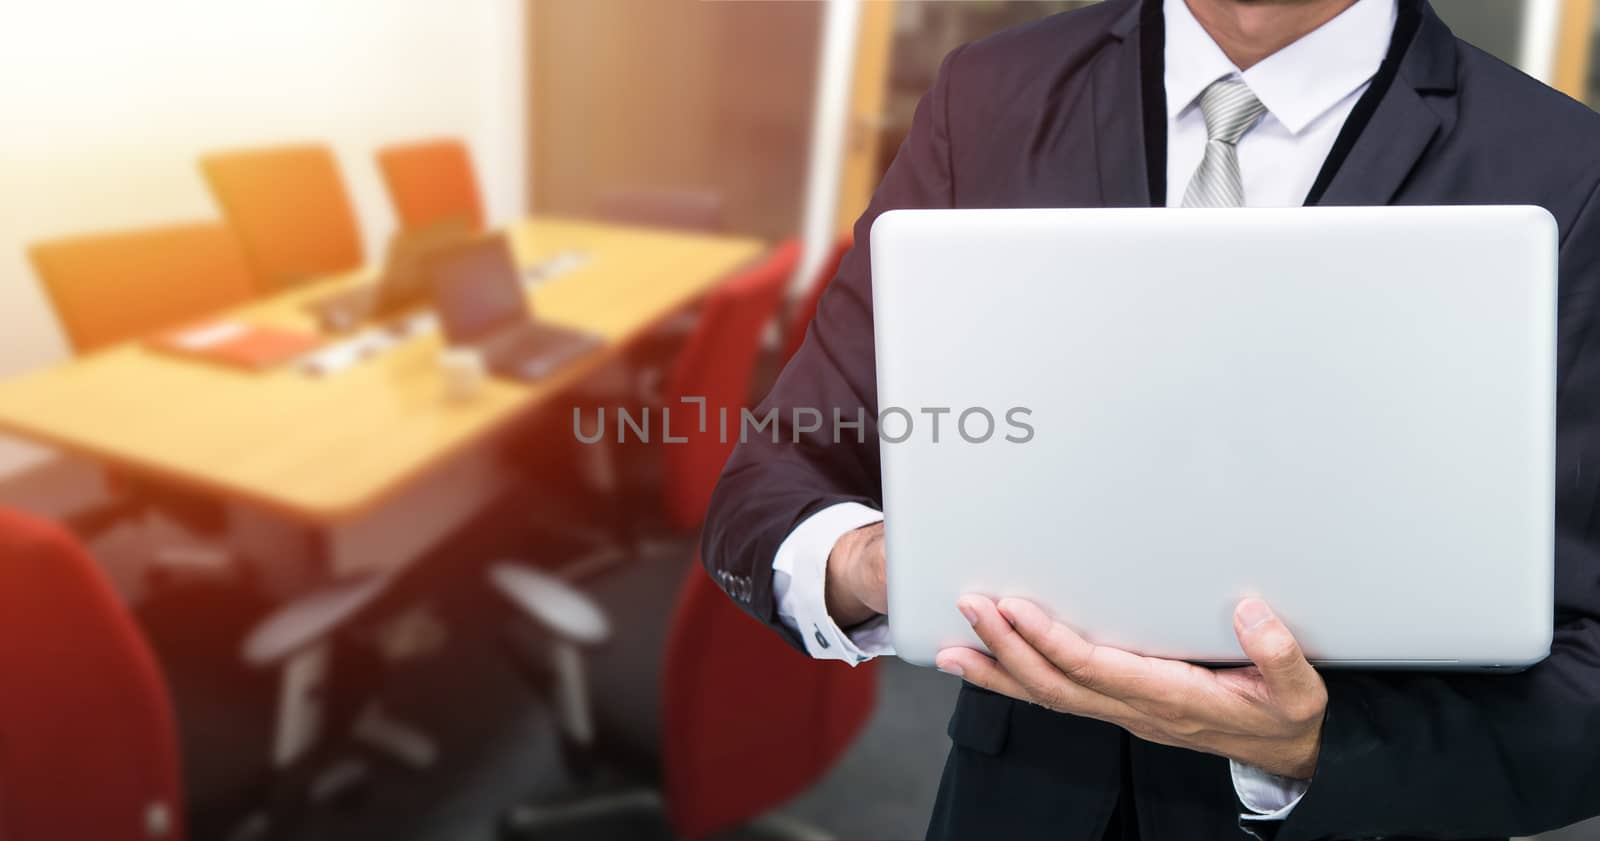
[935,596,1327,780]
[825,521,887,628]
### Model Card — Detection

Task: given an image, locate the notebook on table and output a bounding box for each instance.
[149,321,323,371]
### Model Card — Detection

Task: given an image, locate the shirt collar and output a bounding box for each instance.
[1164,0,1398,135]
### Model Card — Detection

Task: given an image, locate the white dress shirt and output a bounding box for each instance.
[772,0,1397,822]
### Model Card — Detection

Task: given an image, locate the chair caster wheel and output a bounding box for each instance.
[498,803,544,841]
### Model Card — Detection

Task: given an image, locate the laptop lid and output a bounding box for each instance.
[371,217,475,315]
[429,234,530,345]
[871,206,1556,669]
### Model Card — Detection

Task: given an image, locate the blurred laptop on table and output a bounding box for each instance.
[429,234,601,382]
[308,217,473,332]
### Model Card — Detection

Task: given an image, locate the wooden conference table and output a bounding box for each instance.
[0,216,765,589]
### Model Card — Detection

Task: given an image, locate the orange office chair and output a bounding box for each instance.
[27,223,257,553]
[29,222,257,354]
[781,234,854,364]
[376,139,486,232]
[0,506,186,841]
[200,144,364,293]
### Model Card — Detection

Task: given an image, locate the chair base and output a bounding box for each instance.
[352,702,438,770]
[223,754,372,841]
[500,787,664,841]
[499,787,836,841]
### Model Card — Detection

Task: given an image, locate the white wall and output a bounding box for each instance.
[0,0,527,477]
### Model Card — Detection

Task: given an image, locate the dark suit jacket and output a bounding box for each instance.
[702,1,1600,838]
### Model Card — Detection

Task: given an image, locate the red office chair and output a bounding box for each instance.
[562,240,800,547]
[376,139,486,233]
[781,234,853,364]
[658,239,799,531]
[0,507,185,841]
[491,552,878,841]
[489,240,875,839]
[660,564,877,839]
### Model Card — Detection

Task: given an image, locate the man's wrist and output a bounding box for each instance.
[1284,729,1321,781]
[1245,724,1320,781]
[824,524,880,628]
[771,503,892,662]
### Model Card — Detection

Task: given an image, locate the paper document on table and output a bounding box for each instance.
[149,321,322,371]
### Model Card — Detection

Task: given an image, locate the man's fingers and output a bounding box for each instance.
[993,597,1096,677]
[934,647,1029,698]
[1233,598,1325,718]
[959,595,1131,720]
[995,597,1171,697]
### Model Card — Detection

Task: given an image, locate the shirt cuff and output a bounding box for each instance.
[1231,761,1310,821]
[772,502,893,664]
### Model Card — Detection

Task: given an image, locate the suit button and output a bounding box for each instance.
[813,625,831,649]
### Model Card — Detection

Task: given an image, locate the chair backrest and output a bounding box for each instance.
[781,234,853,363]
[660,555,877,840]
[376,139,485,233]
[29,223,257,354]
[200,144,363,293]
[0,508,184,841]
[659,240,799,531]
[594,188,725,234]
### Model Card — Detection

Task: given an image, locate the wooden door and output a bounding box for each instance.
[528,0,821,240]
[835,1,899,235]
[1555,0,1596,101]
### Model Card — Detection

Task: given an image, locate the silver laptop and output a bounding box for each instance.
[871,206,1555,670]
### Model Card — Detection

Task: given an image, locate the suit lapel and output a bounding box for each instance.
[1089,0,1154,208]
[1314,3,1460,206]
[1315,84,1439,206]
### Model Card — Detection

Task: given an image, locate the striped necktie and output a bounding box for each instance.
[1180,78,1267,208]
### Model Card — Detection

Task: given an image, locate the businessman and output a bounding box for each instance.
[703,0,1600,838]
